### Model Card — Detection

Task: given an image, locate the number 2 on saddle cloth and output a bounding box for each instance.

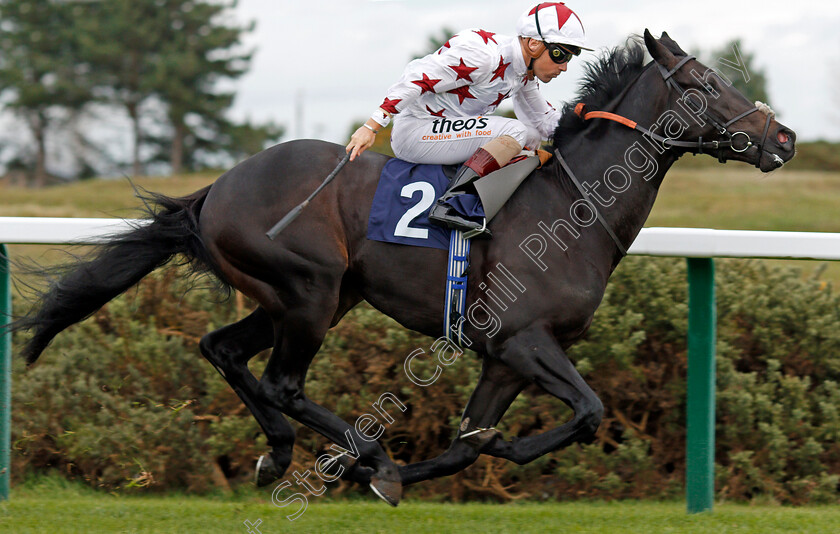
[367,154,543,249]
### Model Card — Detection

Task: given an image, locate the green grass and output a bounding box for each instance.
[1,166,838,231]
[2,476,840,533]
[0,173,218,218]
[0,173,220,301]
[649,166,840,232]
[649,166,840,283]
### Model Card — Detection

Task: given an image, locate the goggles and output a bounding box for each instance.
[532,4,581,64]
[545,43,580,64]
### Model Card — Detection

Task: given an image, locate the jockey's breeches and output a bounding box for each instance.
[390,114,541,165]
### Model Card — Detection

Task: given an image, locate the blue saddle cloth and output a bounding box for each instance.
[367,158,484,250]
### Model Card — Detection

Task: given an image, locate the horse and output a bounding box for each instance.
[13,31,796,505]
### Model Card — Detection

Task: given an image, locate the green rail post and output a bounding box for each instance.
[686,257,716,513]
[0,244,10,501]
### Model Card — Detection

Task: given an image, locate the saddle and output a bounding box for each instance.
[366,150,550,250]
[443,150,552,227]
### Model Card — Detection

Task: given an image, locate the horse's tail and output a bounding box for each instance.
[13,185,222,365]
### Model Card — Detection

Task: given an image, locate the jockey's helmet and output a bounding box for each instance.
[516,2,592,54]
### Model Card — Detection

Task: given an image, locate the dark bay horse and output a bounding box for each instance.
[15,31,795,505]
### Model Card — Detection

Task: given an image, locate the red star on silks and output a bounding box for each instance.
[448,58,478,82]
[447,85,476,105]
[490,91,510,108]
[380,98,401,115]
[437,38,453,55]
[490,56,511,82]
[473,29,497,45]
[411,73,442,95]
[426,105,446,118]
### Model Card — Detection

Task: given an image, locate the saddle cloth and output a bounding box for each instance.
[367,159,454,250]
[367,154,540,249]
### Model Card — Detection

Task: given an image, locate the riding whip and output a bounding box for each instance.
[266,153,351,240]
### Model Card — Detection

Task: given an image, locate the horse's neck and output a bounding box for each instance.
[562,69,679,259]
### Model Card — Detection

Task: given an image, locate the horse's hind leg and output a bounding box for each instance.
[258,301,403,506]
[481,326,604,465]
[398,357,528,485]
[199,307,296,486]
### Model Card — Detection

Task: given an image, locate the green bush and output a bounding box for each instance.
[11,271,261,492]
[9,258,840,504]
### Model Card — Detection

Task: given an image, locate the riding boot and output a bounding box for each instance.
[428,148,501,238]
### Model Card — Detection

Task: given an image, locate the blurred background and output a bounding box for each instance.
[2,1,839,526]
[0,0,838,186]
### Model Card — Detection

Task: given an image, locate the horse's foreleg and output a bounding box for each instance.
[199,307,296,486]
[259,310,403,506]
[398,357,528,485]
[482,325,604,465]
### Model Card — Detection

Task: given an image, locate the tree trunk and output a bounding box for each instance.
[127,101,143,177]
[170,119,186,176]
[32,113,48,188]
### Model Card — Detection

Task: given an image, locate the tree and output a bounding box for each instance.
[707,39,772,108]
[74,0,167,177]
[216,118,284,165]
[76,0,279,176]
[0,0,91,186]
[151,0,255,175]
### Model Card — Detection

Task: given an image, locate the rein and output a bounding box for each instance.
[573,55,775,167]
[555,54,778,257]
[553,149,628,257]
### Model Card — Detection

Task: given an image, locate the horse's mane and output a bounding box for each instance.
[552,38,648,148]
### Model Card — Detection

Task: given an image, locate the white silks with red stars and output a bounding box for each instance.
[379,29,562,144]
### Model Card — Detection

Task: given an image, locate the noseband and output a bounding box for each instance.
[574,55,777,169]
[554,54,780,258]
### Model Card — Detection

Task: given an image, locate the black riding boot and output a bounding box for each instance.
[427,165,492,238]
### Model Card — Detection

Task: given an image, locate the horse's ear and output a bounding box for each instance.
[644,28,677,67]
[659,31,688,56]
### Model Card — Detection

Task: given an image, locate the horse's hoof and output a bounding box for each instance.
[335,453,374,484]
[369,461,402,506]
[369,476,402,507]
[460,427,503,451]
[255,453,283,487]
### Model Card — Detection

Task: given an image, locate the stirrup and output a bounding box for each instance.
[459,426,497,439]
[462,218,488,240]
[428,205,491,238]
[459,426,501,450]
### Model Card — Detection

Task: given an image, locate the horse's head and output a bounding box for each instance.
[643,30,796,172]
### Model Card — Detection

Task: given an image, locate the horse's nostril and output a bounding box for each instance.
[777,131,791,144]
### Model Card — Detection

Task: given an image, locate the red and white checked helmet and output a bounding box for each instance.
[516,2,592,50]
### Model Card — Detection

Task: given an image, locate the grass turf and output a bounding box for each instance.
[3,491,840,533]
[3,475,839,533]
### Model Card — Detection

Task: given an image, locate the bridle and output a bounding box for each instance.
[573,55,778,169]
[553,54,779,258]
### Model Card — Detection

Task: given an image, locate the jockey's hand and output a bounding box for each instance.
[346,125,376,162]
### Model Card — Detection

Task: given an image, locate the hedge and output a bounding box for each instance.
[9,258,840,504]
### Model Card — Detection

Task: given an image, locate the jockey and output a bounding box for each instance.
[346,3,592,236]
